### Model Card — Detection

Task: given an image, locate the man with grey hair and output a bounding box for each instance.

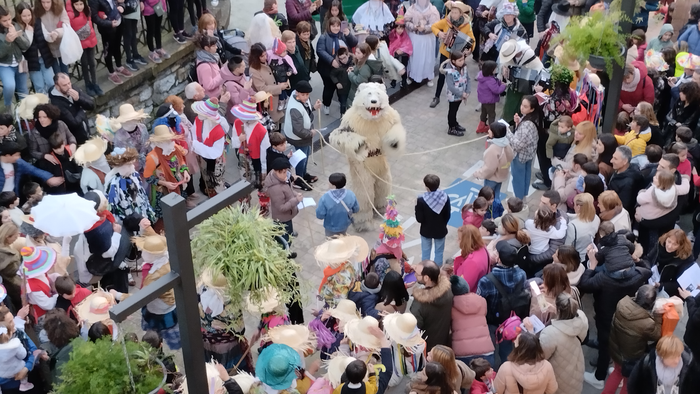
[183,82,206,123]
[609,145,644,217]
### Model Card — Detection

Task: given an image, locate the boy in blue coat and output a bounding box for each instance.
[316,173,359,236]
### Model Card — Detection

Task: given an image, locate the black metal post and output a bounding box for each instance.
[110,180,253,394]
[601,0,637,133]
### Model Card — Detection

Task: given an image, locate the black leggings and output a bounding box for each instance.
[167,0,185,32]
[320,71,337,107]
[80,46,96,86]
[122,18,139,62]
[144,14,163,51]
[434,53,448,98]
[394,53,408,84]
[101,24,123,73]
[447,100,461,128]
[188,0,205,27]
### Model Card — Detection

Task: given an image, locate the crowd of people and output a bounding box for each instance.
[0,0,699,393]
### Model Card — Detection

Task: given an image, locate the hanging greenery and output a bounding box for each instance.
[54,338,165,394]
[552,4,628,75]
[551,64,574,86]
[191,206,301,309]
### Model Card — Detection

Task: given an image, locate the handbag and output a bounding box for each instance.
[59,24,83,64]
[75,21,92,41]
[340,199,354,224]
[18,59,28,74]
[152,0,164,17]
[122,0,138,14]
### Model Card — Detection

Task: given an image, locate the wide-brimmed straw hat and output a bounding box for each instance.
[75,290,116,324]
[445,1,471,15]
[231,98,263,121]
[383,313,424,349]
[149,125,182,143]
[256,344,301,390]
[254,91,273,103]
[17,94,49,120]
[106,147,139,167]
[314,236,369,267]
[498,39,520,64]
[132,234,168,254]
[344,316,383,350]
[553,45,581,71]
[329,299,361,328]
[263,324,317,353]
[116,104,149,123]
[324,353,357,387]
[20,246,56,278]
[231,372,258,394]
[192,98,221,121]
[73,137,108,166]
[245,286,281,314]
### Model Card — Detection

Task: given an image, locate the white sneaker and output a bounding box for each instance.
[427,80,434,87]
[211,0,219,5]
[323,105,330,115]
[406,78,412,85]
[583,372,605,390]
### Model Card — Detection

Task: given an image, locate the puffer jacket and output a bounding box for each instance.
[263,172,299,222]
[473,140,515,183]
[635,184,677,220]
[439,59,471,102]
[678,24,700,56]
[221,64,256,124]
[0,23,30,65]
[451,293,494,358]
[614,128,652,158]
[609,296,661,367]
[595,232,635,272]
[347,56,383,104]
[539,310,588,394]
[67,0,97,49]
[618,60,654,111]
[347,282,381,319]
[494,360,558,394]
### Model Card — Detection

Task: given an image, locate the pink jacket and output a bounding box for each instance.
[388,30,413,56]
[473,143,515,183]
[451,293,495,358]
[221,64,256,124]
[635,185,677,220]
[197,61,224,99]
[462,209,484,227]
[454,248,489,291]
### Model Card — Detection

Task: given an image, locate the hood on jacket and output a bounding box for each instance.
[412,274,452,305]
[507,361,553,390]
[263,171,287,188]
[653,185,677,208]
[658,23,674,38]
[220,63,245,82]
[0,337,21,350]
[551,310,588,341]
[639,126,651,136]
[616,295,654,324]
[439,58,466,75]
[568,263,585,285]
[452,292,487,316]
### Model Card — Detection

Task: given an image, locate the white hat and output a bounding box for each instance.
[498,39,520,64]
[382,313,425,350]
[314,236,369,268]
[344,316,383,350]
[245,287,281,314]
[329,299,361,329]
[324,354,357,387]
[263,324,317,353]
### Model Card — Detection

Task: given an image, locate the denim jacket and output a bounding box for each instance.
[315,189,359,232]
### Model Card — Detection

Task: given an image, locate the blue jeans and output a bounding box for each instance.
[456,354,496,370]
[0,65,28,107]
[295,145,311,178]
[421,236,445,265]
[51,58,69,74]
[483,179,501,198]
[488,324,514,368]
[510,155,532,199]
[29,57,54,94]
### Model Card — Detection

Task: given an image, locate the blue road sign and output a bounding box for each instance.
[445,178,507,228]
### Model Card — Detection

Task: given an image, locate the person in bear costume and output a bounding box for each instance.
[329,82,407,231]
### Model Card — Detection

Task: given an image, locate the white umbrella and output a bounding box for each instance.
[30,193,100,237]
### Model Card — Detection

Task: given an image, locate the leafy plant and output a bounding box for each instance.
[191,206,301,309]
[54,337,165,394]
[552,5,628,74]
[551,64,574,86]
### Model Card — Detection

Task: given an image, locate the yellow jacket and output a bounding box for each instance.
[615,130,651,157]
[431,18,476,58]
[333,375,378,394]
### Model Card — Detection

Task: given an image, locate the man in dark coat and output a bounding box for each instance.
[410,260,453,351]
[49,73,95,145]
[415,174,451,266]
[608,145,645,219]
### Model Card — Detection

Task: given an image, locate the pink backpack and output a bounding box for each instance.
[495,311,522,343]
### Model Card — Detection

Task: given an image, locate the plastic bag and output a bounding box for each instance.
[59,24,83,65]
[662,303,680,337]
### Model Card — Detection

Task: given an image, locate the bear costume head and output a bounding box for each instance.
[353,83,390,120]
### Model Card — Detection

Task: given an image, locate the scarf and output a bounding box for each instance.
[154,145,188,185]
[599,204,622,222]
[196,49,221,65]
[449,15,466,28]
[622,67,641,92]
[422,189,448,214]
[35,120,59,140]
[329,189,347,204]
[489,136,510,147]
[327,31,341,56]
[300,38,312,61]
[655,354,683,392]
[0,130,18,143]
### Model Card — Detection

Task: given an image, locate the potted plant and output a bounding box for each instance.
[552,5,628,74]
[54,337,167,394]
[191,206,302,310]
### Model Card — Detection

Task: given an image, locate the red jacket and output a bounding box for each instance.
[619,60,654,111]
[67,0,98,49]
[469,377,495,394]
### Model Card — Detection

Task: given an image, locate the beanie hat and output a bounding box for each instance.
[273,38,287,57]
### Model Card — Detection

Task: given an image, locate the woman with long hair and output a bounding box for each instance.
[195,35,223,99]
[0,223,20,311]
[566,193,601,260]
[375,270,409,314]
[598,190,632,232]
[583,173,605,203]
[552,245,584,286]
[428,345,475,393]
[525,205,566,258]
[15,2,54,95]
[508,95,543,199]
[495,332,558,392]
[0,6,29,108]
[34,0,68,73]
[551,121,598,171]
[453,225,488,290]
[249,42,285,124]
[347,42,381,103]
[486,213,530,263]
[407,362,456,394]
[596,133,619,183]
[654,229,695,298]
[530,263,578,325]
[634,101,661,144]
[315,16,357,114]
[321,1,346,33]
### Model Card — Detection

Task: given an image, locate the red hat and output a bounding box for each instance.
[272,38,287,57]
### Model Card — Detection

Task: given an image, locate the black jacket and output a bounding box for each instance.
[289,45,311,91]
[35,150,81,195]
[90,0,119,33]
[608,164,645,217]
[415,196,451,239]
[25,19,56,72]
[684,294,700,357]
[536,0,554,32]
[265,147,287,174]
[627,348,698,394]
[595,232,635,271]
[49,88,95,145]
[578,265,651,327]
[667,100,700,133]
[655,247,696,298]
[330,58,352,97]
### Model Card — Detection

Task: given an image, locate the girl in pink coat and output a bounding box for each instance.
[388,9,413,88]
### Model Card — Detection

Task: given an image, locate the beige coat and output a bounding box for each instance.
[552,170,578,211]
[538,310,589,394]
[474,143,515,183]
[250,64,285,123]
[39,9,70,58]
[495,360,558,394]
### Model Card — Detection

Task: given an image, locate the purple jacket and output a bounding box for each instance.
[141,0,167,17]
[476,72,507,104]
[286,0,313,32]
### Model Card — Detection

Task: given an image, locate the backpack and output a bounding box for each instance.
[189,62,204,83]
[485,272,531,326]
[495,311,522,343]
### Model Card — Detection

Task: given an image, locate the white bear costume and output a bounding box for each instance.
[329,83,407,231]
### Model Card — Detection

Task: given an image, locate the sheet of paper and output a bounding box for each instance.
[289,149,307,168]
[678,263,700,296]
[297,197,316,210]
[520,315,545,334]
[648,265,661,286]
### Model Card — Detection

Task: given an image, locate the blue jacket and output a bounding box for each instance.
[0,159,52,193]
[315,189,359,232]
[316,32,358,73]
[0,330,37,389]
[347,283,381,319]
[679,25,700,56]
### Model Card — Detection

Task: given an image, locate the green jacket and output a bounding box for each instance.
[289,46,311,91]
[0,23,30,65]
[347,58,383,103]
[516,0,536,24]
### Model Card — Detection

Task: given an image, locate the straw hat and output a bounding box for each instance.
[254,91,273,103]
[230,99,263,121]
[106,147,139,167]
[149,125,182,143]
[325,354,357,387]
[232,372,258,394]
[314,236,369,267]
[132,234,168,254]
[75,290,116,324]
[329,299,361,327]
[383,313,424,348]
[20,246,56,278]
[73,137,108,166]
[192,98,221,121]
[553,45,580,71]
[17,93,49,120]
[263,324,317,353]
[255,344,301,390]
[245,286,281,314]
[498,39,520,64]
[445,1,471,15]
[344,316,383,350]
[115,104,149,123]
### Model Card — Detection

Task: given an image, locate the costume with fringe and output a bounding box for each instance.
[105,171,156,224]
